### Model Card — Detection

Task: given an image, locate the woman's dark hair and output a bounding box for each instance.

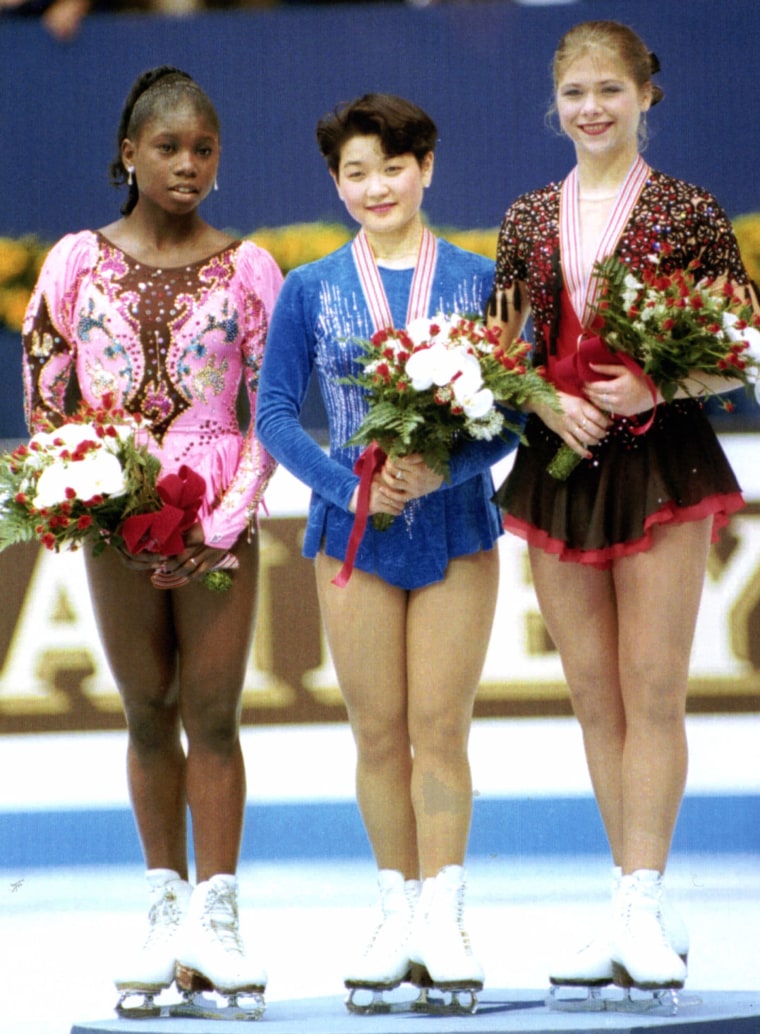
[316,93,438,175]
[109,66,220,215]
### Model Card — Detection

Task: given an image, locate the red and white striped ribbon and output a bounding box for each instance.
[352,226,438,332]
[560,154,650,328]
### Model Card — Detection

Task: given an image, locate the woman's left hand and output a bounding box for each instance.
[150,523,238,589]
[585,363,659,417]
[382,454,444,501]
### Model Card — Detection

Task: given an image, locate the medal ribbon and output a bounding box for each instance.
[560,156,657,435]
[333,227,438,587]
[561,154,650,328]
[351,226,438,331]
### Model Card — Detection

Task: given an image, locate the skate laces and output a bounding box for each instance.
[431,880,473,954]
[619,878,670,949]
[143,884,185,948]
[201,884,245,955]
[449,883,470,942]
[361,888,412,957]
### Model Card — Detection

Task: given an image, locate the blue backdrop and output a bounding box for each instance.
[3,0,759,238]
[2,0,759,436]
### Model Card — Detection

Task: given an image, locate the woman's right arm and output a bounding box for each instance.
[255,272,360,512]
[22,234,90,432]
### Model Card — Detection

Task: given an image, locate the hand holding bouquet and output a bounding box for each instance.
[347,311,556,527]
[331,312,557,587]
[0,395,232,590]
[548,249,760,480]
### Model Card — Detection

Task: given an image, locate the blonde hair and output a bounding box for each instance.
[552,20,664,106]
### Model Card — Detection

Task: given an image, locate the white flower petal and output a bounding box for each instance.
[461,387,494,420]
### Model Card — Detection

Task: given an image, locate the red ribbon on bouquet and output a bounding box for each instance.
[553,334,658,435]
[121,464,207,556]
[331,443,387,588]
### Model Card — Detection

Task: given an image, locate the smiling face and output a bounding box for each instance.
[556,50,652,162]
[122,99,220,215]
[332,133,433,244]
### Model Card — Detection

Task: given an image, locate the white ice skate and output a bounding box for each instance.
[114,869,192,1018]
[611,868,687,1012]
[548,866,690,1014]
[172,874,266,1021]
[409,865,483,1015]
[344,869,420,1014]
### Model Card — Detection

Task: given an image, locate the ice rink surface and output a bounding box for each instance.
[2,717,758,1033]
[4,853,760,1033]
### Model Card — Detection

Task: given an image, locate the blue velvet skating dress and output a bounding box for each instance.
[257,237,522,589]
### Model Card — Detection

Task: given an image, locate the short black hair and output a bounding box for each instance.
[316,93,437,175]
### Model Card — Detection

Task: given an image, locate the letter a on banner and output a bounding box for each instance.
[0,548,119,714]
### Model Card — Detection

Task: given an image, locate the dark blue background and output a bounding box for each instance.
[2,0,759,436]
[2,0,759,238]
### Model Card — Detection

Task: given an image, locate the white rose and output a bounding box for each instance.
[406,343,461,391]
[33,451,126,508]
[621,272,643,311]
[404,317,436,349]
[429,343,465,387]
[451,350,484,398]
[404,313,453,350]
[460,387,495,421]
[33,464,75,508]
[723,312,760,361]
[404,347,437,390]
[33,422,100,457]
[69,451,127,500]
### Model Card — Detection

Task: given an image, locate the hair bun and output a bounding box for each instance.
[649,51,661,75]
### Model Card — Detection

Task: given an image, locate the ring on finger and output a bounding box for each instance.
[395,471,404,481]
[189,557,198,566]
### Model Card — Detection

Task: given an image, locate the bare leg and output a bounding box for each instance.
[529,546,626,863]
[86,536,259,882]
[613,519,711,873]
[315,552,419,878]
[174,536,259,881]
[407,550,499,877]
[530,517,712,873]
[85,547,188,877]
[316,549,498,879]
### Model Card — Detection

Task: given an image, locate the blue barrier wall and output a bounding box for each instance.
[2,795,758,867]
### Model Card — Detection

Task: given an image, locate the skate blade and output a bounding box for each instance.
[412,986,479,1016]
[345,985,419,1015]
[613,988,701,1016]
[547,985,702,1016]
[546,985,608,1012]
[169,990,266,1021]
[114,990,167,1019]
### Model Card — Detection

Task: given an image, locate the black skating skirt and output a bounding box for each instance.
[494,399,744,569]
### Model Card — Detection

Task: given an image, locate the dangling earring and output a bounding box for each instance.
[126,166,134,186]
[213,176,219,192]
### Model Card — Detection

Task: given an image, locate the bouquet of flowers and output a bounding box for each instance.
[347,312,557,528]
[548,249,760,480]
[0,395,232,590]
[330,312,556,588]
